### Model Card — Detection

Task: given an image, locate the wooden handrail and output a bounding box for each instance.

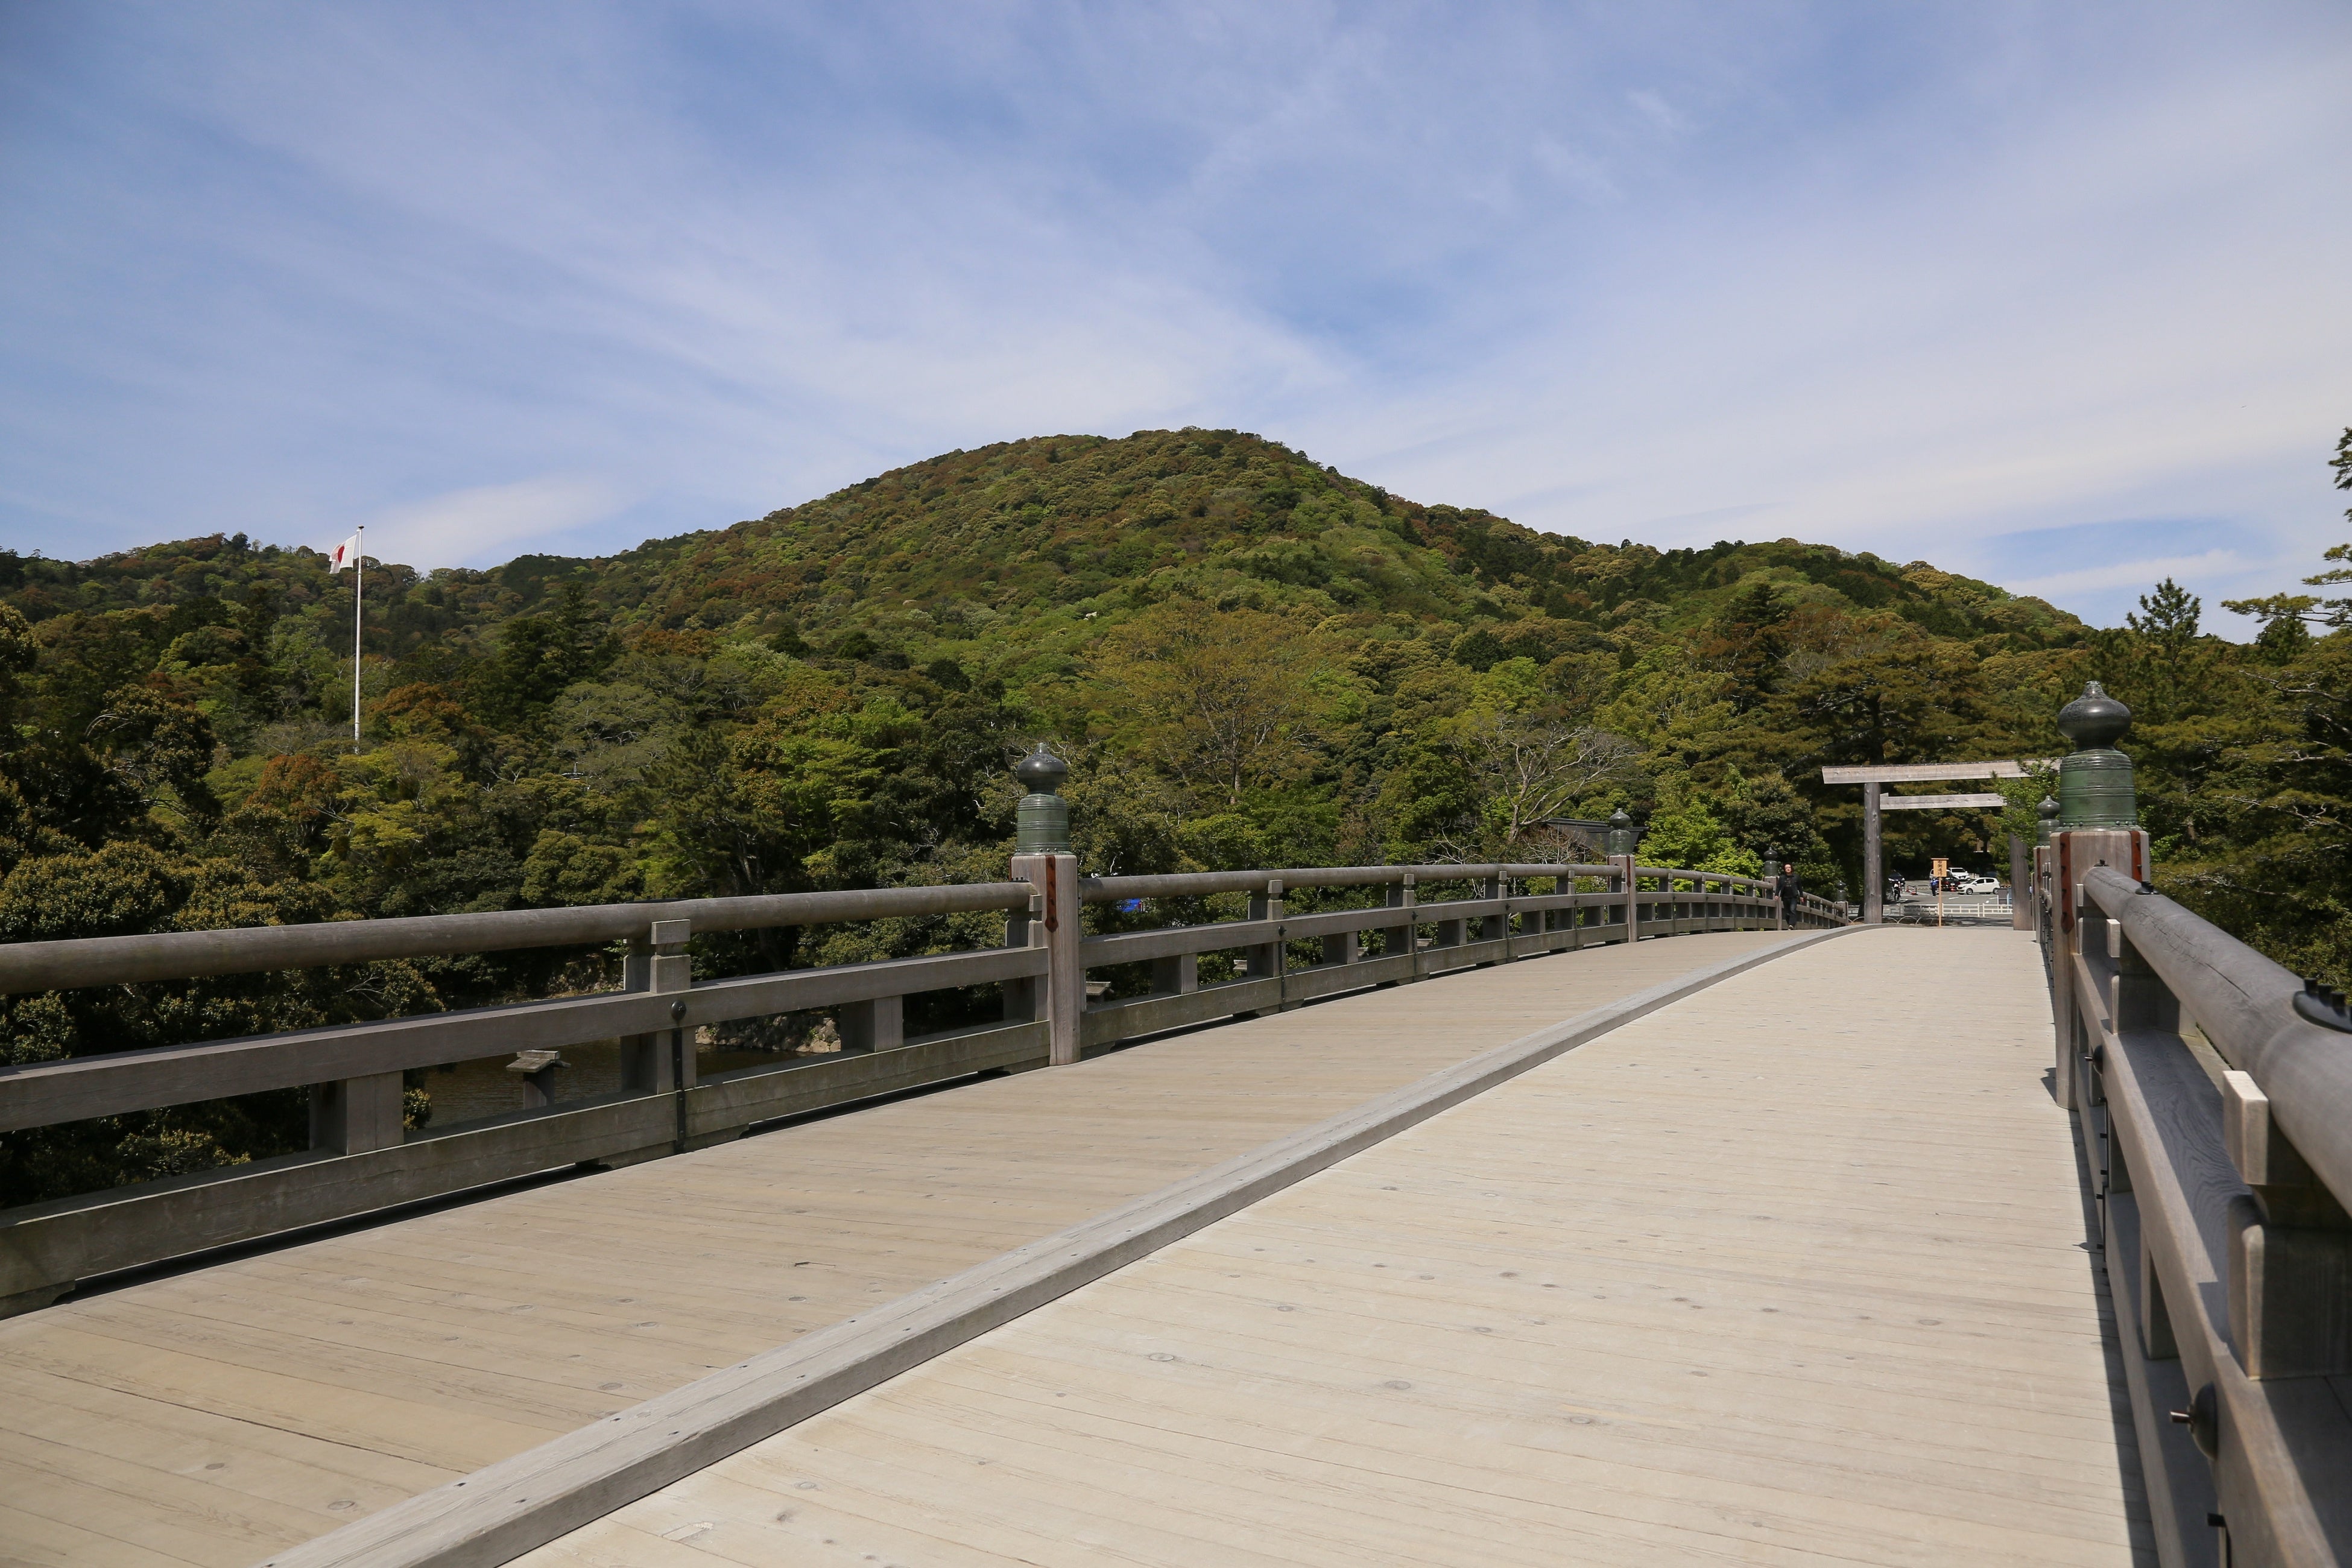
[0,855,1824,1317]
[0,882,1037,995]
[2084,865,2352,1227]
[2044,833,2352,1565]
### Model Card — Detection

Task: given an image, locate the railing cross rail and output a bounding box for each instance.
[0,748,1839,1320]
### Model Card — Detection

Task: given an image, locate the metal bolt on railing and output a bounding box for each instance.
[2295,978,2352,1034]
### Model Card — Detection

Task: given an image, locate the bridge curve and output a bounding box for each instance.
[2,922,2155,1567]
[505,928,2136,1568]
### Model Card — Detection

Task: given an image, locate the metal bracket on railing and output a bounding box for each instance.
[2293,978,2352,1034]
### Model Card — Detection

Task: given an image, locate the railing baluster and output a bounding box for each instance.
[308,1071,403,1155]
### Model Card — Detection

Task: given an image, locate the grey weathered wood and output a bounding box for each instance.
[0,850,1810,1326]
[2009,832,2032,931]
[1,1095,675,1305]
[1078,863,1615,903]
[836,995,902,1054]
[258,927,1853,1568]
[1147,950,1195,996]
[309,1071,405,1155]
[1013,853,1084,1067]
[2086,865,2352,1222]
[1875,791,2008,809]
[0,883,1035,995]
[1243,880,1283,999]
[1075,895,1553,967]
[2073,943,2352,1563]
[0,944,1046,1133]
[1864,780,1883,924]
[682,1021,1046,1140]
[1078,978,1285,1048]
[0,1023,1049,1309]
[1283,952,1413,1004]
[1820,759,2052,783]
[2102,1186,2222,1567]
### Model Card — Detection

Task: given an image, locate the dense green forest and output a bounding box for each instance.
[2,426,2346,1204]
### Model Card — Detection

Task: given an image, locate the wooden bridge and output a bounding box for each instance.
[1,834,2347,1565]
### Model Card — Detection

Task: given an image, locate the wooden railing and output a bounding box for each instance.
[2041,829,2352,1567]
[0,855,1823,1317]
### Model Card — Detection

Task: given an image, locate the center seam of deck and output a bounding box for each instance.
[514,928,2146,1568]
[255,929,1846,1566]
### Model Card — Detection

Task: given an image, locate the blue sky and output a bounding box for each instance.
[4,2,2348,631]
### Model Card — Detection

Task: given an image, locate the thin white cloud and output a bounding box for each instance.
[369,476,628,569]
[2007,551,2246,599]
[1625,89,1687,135]
[1,0,2347,639]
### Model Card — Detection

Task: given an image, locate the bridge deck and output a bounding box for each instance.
[516,928,2149,1567]
[0,930,1801,1567]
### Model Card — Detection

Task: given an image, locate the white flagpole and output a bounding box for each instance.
[351,524,364,748]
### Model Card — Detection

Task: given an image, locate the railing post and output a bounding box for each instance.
[308,1071,402,1155]
[838,994,903,1054]
[2008,832,2032,931]
[1377,874,1417,983]
[2029,796,2058,941]
[620,920,688,1095]
[1432,874,1465,950]
[1012,853,1082,1065]
[1246,877,1291,1009]
[1480,871,1508,959]
[1003,896,1040,1023]
[640,917,695,1157]
[1612,854,1637,941]
[2051,682,2142,1113]
[2050,829,2082,1110]
[1151,950,1198,996]
[1011,744,1084,1067]
[2221,1069,2352,1378]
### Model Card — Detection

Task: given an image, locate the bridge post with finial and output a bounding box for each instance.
[1605,809,1636,858]
[2055,682,2137,830]
[2025,795,2061,937]
[2047,684,2153,1112]
[1605,809,1639,941]
[1009,744,1084,1066]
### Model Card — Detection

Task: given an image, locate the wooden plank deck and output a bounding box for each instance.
[0,931,1799,1567]
[513,928,2151,1567]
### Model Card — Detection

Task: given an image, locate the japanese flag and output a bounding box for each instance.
[327,534,361,572]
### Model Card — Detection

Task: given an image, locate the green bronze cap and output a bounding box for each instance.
[1014,743,1072,855]
[2056,682,2131,751]
[2054,686,2137,829]
[2037,796,2060,821]
[1014,743,1069,794]
[1605,808,1637,855]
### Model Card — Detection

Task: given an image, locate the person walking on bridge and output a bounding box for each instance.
[1777,862,1801,922]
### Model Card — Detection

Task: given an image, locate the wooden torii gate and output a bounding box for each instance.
[1821,760,2052,925]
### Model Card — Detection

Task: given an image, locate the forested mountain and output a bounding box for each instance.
[3,426,2346,1203]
